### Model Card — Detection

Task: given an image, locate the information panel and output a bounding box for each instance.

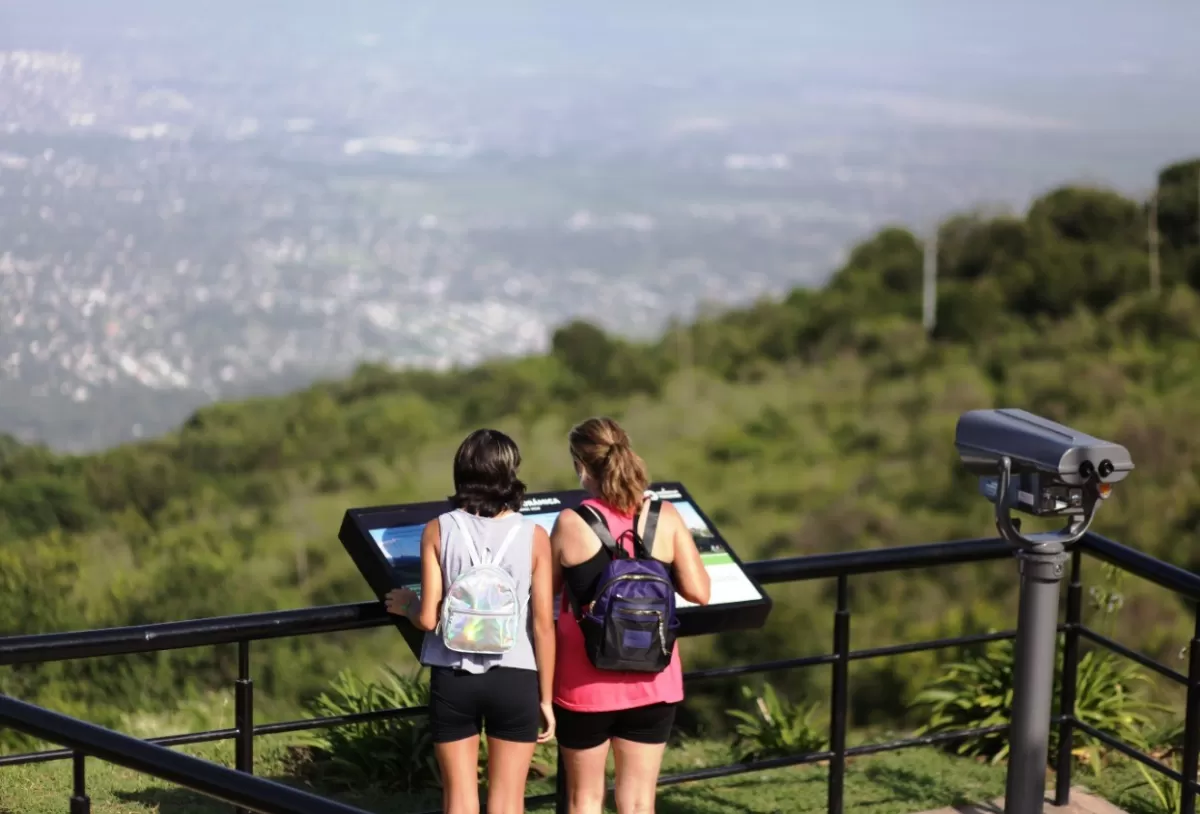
[339,481,772,653]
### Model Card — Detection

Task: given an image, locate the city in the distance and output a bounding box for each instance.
[2,0,1197,451]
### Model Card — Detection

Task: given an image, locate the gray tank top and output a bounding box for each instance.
[419,509,538,674]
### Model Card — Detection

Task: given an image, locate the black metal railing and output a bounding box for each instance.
[0,532,1196,814]
[1052,533,1200,814]
[0,694,372,814]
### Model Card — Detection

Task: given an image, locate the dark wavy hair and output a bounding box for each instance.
[449,429,527,517]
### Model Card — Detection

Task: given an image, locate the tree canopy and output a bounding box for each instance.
[2,158,1199,746]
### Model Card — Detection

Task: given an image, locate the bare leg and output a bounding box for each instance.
[611,738,667,814]
[485,736,538,814]
[562,742,610,814]
[435,735,482,814]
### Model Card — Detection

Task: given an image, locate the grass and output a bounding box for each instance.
[0,725,1182,814]
[0,735,1127,814]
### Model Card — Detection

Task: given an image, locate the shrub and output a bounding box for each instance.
[1070,648,1164,771]
[912,639,1160,769]
[1127,719,1189,814]
[1133,757,1183,814]
[304,668,439,793]
[914,563,1164,770]
[725,682,826,762]
[302,668,556,793]
[912,639,1015,762]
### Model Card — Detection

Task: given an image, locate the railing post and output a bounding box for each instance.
[70,750,90,814]
[235,639,254,814]
[828,574,850,814]
[1054,549,1082,806]
[1180,611,1200,814]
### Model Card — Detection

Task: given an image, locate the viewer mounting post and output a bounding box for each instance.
[1004,524,1069,814]
[955,409,1133,814]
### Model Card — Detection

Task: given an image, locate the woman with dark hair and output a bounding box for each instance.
[386,429,556,814]
[550,417,711,814]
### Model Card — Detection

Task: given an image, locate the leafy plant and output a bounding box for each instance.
[1135,761,1183,814]
[914,562,1164,771]
[1143,718,1186,755]
[1129,749,1184,814]
[1071,649,1164,775]
[912,639,1160,769]
[1070,563,1165,774]
[726,682,826,762]
[1116,719,1189,814]
[300,667,556,793]
[303,667,440,793]
[912,639,1016,763]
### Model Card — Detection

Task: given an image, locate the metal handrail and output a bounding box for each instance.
[0,695,372,814]
[1082,532,1200,600]
[0,537,1011,666]
[0,601,390,666]
[1,532,1198,814]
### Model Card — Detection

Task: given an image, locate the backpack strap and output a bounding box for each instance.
[574,504,624,559]
[447,511,522,567]
[489,520,523,567]
[563,505,619,623]
[636,497,663,559]
[447,511,482,568]
[576,500,662,559]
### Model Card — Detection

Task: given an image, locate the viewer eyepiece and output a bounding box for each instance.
[955,408,1134,549]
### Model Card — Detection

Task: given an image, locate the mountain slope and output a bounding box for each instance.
[1,157,1198,744]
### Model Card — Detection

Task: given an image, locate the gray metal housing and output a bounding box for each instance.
[955,408,1133,486]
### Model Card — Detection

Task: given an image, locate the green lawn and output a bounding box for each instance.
[0,735,1175,814]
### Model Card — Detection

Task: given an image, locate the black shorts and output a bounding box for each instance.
[429,666,540,744]
[553,701,677,751]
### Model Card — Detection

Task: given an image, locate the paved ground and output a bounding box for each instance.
[919,788,1129,814]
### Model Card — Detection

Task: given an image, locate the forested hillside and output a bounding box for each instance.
[2,158,1199,745]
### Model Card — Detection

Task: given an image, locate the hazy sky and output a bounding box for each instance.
[2,1,1195,157]
[5,1,1195,68]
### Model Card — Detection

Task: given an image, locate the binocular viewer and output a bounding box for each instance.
[955,408,1135,814]
[955,408,1133,549]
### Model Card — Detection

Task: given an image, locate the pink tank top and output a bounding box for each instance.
[553,498,684,712]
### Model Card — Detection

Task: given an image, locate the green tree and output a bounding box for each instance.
[1156,158,1200,251]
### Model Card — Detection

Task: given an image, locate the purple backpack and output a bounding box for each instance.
[566,498,680,673]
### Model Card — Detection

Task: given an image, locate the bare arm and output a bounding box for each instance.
[549,514,569,597]
[530,525,556,707]
[413,518,443,631]
[664,504,711,606]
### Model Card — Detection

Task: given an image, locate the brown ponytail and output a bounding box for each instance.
[568,416,649,515]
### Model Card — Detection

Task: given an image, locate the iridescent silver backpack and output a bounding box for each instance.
[439,513,523,655]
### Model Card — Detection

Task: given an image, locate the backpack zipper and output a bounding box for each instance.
[596,572,672,598]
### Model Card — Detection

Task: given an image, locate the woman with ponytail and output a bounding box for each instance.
[550,417,711,814]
